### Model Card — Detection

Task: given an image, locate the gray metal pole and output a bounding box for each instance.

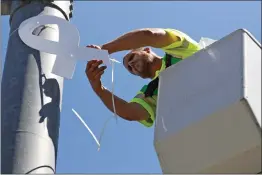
[1,0,73,173]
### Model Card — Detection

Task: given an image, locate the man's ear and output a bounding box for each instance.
[143,47,151,53]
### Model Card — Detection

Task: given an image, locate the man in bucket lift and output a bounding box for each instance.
[86,28,200,127]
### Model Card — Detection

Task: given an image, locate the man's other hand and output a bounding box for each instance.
[85,60,107,94]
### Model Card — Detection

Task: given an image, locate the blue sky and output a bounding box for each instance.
[1,1,261,173]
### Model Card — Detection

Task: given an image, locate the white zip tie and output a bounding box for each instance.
[98,115,113,145]
[110,58,117,123]
[5,14,57,51]
[109,58,120,63]
[72,108,101,151]
[8,18,35,38]
[96,58,120,147]
[71,58,120,151]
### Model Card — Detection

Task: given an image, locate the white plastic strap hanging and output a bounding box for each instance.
[96,57,120,147]
[109,58,120,122]
[72,108,101,151]
[71,58,120,151]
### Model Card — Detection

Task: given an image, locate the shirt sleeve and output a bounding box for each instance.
[129,88,157,127]
[161,28,186,49]
[161,28,200,51]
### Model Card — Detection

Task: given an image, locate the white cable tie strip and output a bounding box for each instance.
[109,58,121,63]
[8,19,36,38]
[97,57,120,145]
[109,58,120,123]
[111,59,117,123]
[6,14,57,50]
[8,14,45,38]
[98,115,113,145]
[8,16,34,38]
[72,108,101,150]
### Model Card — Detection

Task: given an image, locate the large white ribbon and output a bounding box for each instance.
[18,15,110,79]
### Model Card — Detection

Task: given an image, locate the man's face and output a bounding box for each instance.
[123,48,153,79]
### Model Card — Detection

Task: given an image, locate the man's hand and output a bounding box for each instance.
[85,60,107,94]
[85,45,150,123]
[85,44,106,94]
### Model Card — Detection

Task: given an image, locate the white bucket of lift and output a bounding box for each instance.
[154,29,261,174]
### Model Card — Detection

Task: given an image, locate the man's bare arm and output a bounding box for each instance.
[96,87,149,121]
[101,28,179,54]
[86,60,149,122]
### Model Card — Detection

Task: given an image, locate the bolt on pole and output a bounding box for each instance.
[1,0,73,173]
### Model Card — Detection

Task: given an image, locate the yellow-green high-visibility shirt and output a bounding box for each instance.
[130,28,201,127]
